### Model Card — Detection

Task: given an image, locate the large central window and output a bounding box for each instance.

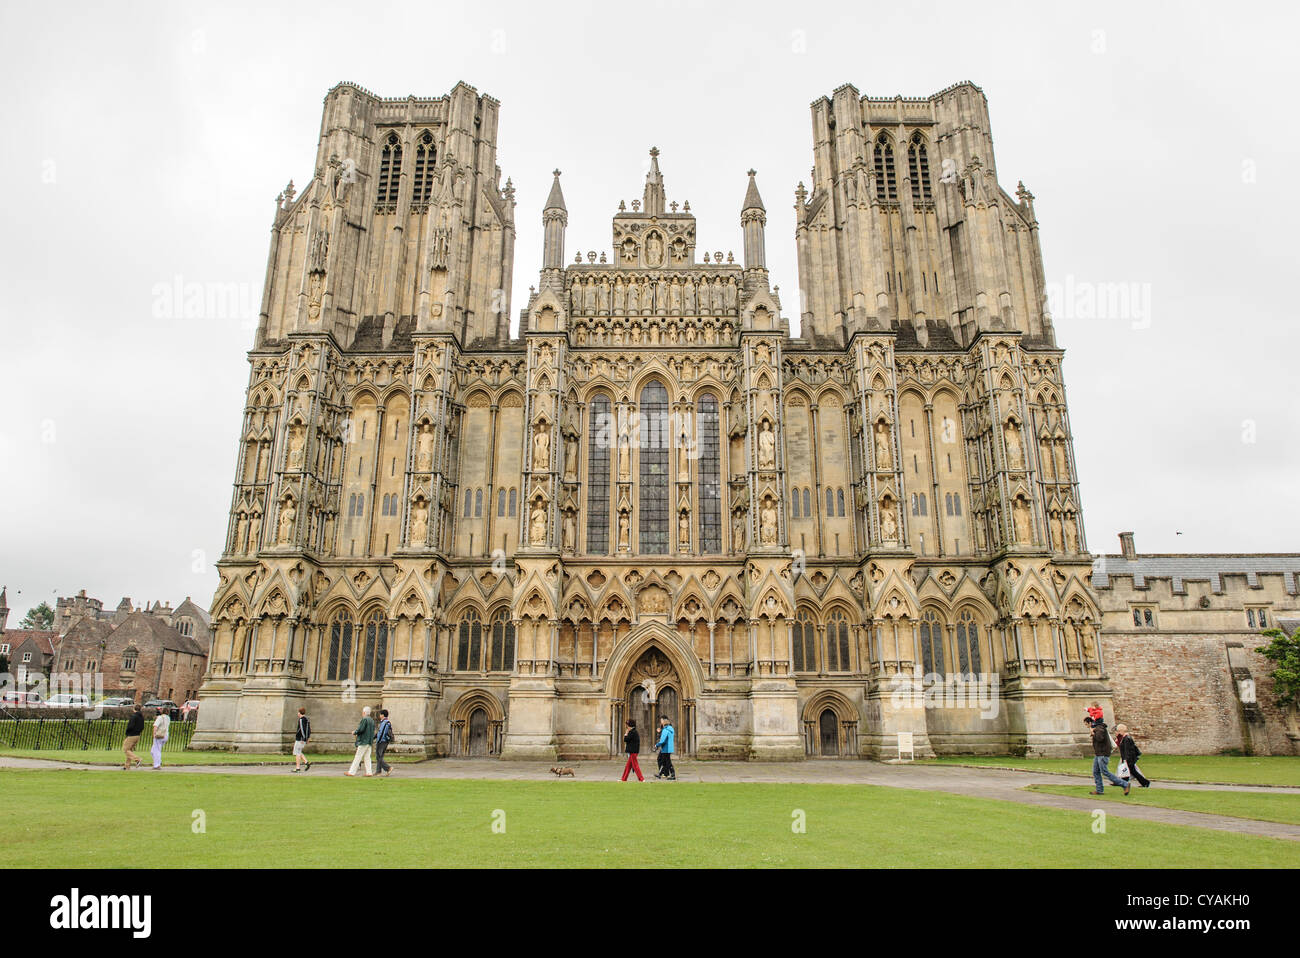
[639,382,670,554]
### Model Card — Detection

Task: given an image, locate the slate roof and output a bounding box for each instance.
[110,611,208,657]
[1092,553,1300,593]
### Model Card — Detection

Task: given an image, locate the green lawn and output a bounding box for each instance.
[2,770,1297,868]
[0,747,347,765]
[1028,784,1300,826]
[921,755,1300,787]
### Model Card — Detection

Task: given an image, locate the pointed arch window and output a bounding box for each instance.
[376,132,402,212]
[639,382,670,554]
[359,610,389,682]
[873,135,897,202]
[956,608,981,678]
[412,131,436,209]
[456,609,483,672]
[497,488,506,517]
[793,608,819,673]
[909,133,932,202]
[803,488,811,518]
[697,395,721,553]
[825,609,852,672]
[791,491,801,519]
[490,610,516,672]
[919,609,946,680]
[837,488,846,517]
[326,610,354,681]
[463,489,473,517]
[587,396,611,553]
[826,487,835,517]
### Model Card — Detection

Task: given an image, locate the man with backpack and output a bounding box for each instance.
[375,709,395,777]
[1085,704,1129,795]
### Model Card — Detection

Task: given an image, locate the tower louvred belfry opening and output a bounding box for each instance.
[194,80,1109,761]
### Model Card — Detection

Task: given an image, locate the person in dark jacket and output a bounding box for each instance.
[654,716,676,780]
[374,709,394,776]
[292,707,311,773]
[620,718,644,782]
[1086,705,1129,795]
[1115,723,1150,788]
[346,706,375,777]
[122,705,144,770]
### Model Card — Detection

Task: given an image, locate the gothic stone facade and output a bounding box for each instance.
[194,80,1110,759]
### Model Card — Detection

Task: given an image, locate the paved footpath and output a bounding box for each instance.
[4,755,1298,842]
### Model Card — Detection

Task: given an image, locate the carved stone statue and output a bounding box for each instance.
[678,511,690,550]
[533,421,550,470]
[277,498,296,544]
[760,499,778,545]
[1064,513,1079,552]
[287,424,305,469]
[562,509,576,552]
[410,500,428,545]
[416,423,434,472]
[1004,421,1024,470]
[617,511,631,551]
[732,510,746,550]
[757,420,776,469]
[617,431,631,481]
[874,424,892,470]
[530,502,547,545]
[563,436,578,481]
[1013,497,1031,543]
[248,512,261,551]
[880,500,898,541]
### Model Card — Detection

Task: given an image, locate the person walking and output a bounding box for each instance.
[653,715,676,780]
[1115,723,1151,788]
[1086,705,1128,795]
[346,706,376,777]
[374,709,394,776]
[620,718,644,782]
[150,703,171,770]
[122,704,144,770]
[292,707,311,773]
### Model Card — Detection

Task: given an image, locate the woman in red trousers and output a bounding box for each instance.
[621,718,644,781]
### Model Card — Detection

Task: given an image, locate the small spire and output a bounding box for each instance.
[544,169,566,212]
[742,169,765,212]
[643,146,665,216]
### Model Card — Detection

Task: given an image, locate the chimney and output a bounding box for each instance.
[1119,531,1136,559]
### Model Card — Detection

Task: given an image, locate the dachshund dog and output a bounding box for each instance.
[550,766,576,778]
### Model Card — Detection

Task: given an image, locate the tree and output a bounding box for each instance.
[1256,628,1300,709]
[18,602,54,631]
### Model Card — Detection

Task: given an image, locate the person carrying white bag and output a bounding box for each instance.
[1115,723,1151,788]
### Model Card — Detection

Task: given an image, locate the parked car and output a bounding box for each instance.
[143,699,179,718]
[45,694,91,708]
[97,696,135,707]
[180,700,201,720]
[1,690,44,706]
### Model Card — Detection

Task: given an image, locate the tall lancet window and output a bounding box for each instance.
[638,382,670,554]
[873,135,897,202]
[697,395,722,553]
[376,132,402,212]
[412,131,436,208]
[586,396,611,554]
[909,133,932,202]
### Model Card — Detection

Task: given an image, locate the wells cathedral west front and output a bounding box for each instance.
[194,79,1110,760]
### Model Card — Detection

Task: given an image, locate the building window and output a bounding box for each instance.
[837,488,846,517]
[376,132,402,211]
[826,487,835,517]
[326,613,354,681]
[498,488,506,517]
[919,610,945,679]
[508,487,517,517]
[791,490,801,518]
[587,396,611,553]
[489,610,515,672]
[412,131,435,207]
[873,135,897,201]
[803,487,811,518]
[456,609,483,671]
[463,489,473,517]
[697,395,722,553]
[358,611,388,683]
[1247,608,1269,629]
[122,650,137,671]
[638,382,670,554]
[22,652,32,663]
[825,610,851,672]
[793,609,817,673]
[908,133,932,202]
[1131,607,1156,629]
[474,488,483,517]
[911,493,928,516]
[955,609,981,678]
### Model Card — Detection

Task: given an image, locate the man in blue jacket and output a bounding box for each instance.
[374,709,394,777]
[654,715,676,780]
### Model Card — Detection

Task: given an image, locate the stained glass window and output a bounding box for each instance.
[639,382,670,554]
[587,397,611,553]
[698,395,721,553]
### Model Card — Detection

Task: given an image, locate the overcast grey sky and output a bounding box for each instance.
[1,1,1296,622]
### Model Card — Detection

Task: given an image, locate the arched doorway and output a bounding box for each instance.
[818,709,839,756]
[617,646,689,757]
[468,707,489,757]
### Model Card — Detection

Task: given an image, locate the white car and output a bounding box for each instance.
[44,694,91,708]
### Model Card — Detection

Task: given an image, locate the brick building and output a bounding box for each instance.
[59,611,208,704]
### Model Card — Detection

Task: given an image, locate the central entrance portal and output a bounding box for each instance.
[623,647,683,758]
